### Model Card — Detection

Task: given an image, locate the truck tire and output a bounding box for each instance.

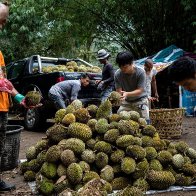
[24,108,43,130]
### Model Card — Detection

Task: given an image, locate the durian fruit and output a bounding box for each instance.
[147,170,175,190]
[87,104,98,118]
[145,147,157,160]
[35,139,49,154]
[133,178,150,192]
[100,165,114,182]
[62,113,76,125]
[96,100,112,119]
[119,111,130,120]
[60,149,76,166]
[20,161,29,174]
[152,139,167,151]
[95,152,109,169]
[28,159,41,172]
[186,148,196,160]
[157,150,173,165]
[45,145,61,163]
[37,150,47,165]
[94,141,112,154]
[71,99,83,110]
[116,135,135,148]
[132,159,149,179]
[142,125,157,137]
[58,138,85,154]
[126,145,146,160]
[184,156,192,164]
[141,136,153,147]
[108,121,119,129]
[38,178,55,196]
[172,154,185,169]
[182,163,196,176]
[128,111,140,122]
[74,108,90,123]
[25,91,41,107]
[26,146,37,161]
[54,109,66,123]
[121,157,136,174]
[112,164,121,174]
[175,174,193,186]
[87,119,97,132]
[78,161,90,172]
[108,91,121,106]
[40,162,57,179]
[133,137,142,146]
[24,170,36,182]
[86,139,96,149]
[65,105,76,114]
[67,163,83,184]
[83,171,100,183]
[110,150,125,163]
[167,148,178,155]
[54,175,70,194]
[118,120,139,135]
[81,149,96,164]
[111,177,130,190]
[57,164,67,177]
[104,129,120,143]
[108,114,121,122]
[68,123,92,141]
[95,118,109,134]
[149,159,163,171]
[138,118,147,127]
[117,185,144,196]
[175,141,189,153]
[46,124,68,143]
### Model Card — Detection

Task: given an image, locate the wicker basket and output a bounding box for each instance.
[149,108,185,139]
[1,125,23,171]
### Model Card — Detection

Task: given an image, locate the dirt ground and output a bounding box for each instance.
[1,117,196,196]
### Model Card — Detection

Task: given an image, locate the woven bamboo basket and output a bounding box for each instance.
[149,108,185,139]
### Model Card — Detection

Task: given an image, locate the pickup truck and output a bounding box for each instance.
[6,55,102,130]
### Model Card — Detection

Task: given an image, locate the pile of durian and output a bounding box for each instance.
[20,92,196,196]
[33,61,102,73]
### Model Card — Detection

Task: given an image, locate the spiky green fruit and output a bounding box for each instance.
[87,119,97,132]
[54,109,66,123]
[58,138,85,154]
[57,164,67,177]
[108,121,119,129]
[28,159,40,172]
[60,149,76,166]
[145,147,157,160]
[187,148,196,159]
[83,171,100,183]
[116,135,135,148]
[62,113,76,125]
[119,111,130,120]
[24,170,36,182]
[20,161,29,174]
[117,185,144,196]
[108,91,121,106]
[87,104,98,118]
[35,139,49,154]
[67,163,83,184]
[86,139,96,149]
[108,114,121,122]
[26,146,37,161]
[25,91,41,107]
[175,141,189,153]
[182,163,196,176]
[65,105,75,114]
[172,154,185,168]
[138,118,147,127]
[175,174,192,186]
[147,170,175,190]
[132,159,149,179]
[142,125,157,137]
[118,120,139,135]
[104,129,120,143]
[37,150,47,165]
[141,136,153,147]
[133,178,150,192]
[71,99,83,110]
[96,100,112,119]
[95,118,109,134]
[100,165,114,182]
[68,122,92,141]
[157,150,173,165]
[95,152,109,169]
[74,108,90,123]
[152,139,167,151]
[121,157,136,174]
[149,159,163,171]
[45,145,61,163]
[128,111,140,122]
[111,177,130,191]
[126,145,146,160]
[81,149,96,163]
[94,141,112,154]
[133,137,142,146]
[78,161,90,172]
[40,162,57,179]
[110,150,125,163]
[54,175,70,194]
[46,124,68,143]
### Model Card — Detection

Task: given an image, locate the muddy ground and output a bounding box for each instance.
[1,117,196,196]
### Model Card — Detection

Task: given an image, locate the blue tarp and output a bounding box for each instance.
[135,45,184,66]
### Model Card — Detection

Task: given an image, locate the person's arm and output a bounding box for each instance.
[70,84,81,102]
[151,70,159,100]
[102,64,114,84]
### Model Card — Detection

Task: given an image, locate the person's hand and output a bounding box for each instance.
[95,80,101,84]
[154,93,159,102]
[148,96,158,102]
[20,98,43,109]
[120,91,129,101]
[0,78,14,93]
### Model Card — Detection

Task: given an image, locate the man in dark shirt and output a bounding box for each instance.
[96,49,115,102]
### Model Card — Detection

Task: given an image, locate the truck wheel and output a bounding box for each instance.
[24,108,42,130]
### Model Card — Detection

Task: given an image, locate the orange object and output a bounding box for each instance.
[0,51,9,112]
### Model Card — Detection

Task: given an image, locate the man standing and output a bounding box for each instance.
[48,73,90,109]
[168,57,196,92]
[114,51,149,120]
[96,49,114,102]
[144,59,159,105]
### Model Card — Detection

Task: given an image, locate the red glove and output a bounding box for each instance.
[0,78,14,93]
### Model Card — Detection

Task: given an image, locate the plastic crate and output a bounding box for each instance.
[1,125,23,171]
